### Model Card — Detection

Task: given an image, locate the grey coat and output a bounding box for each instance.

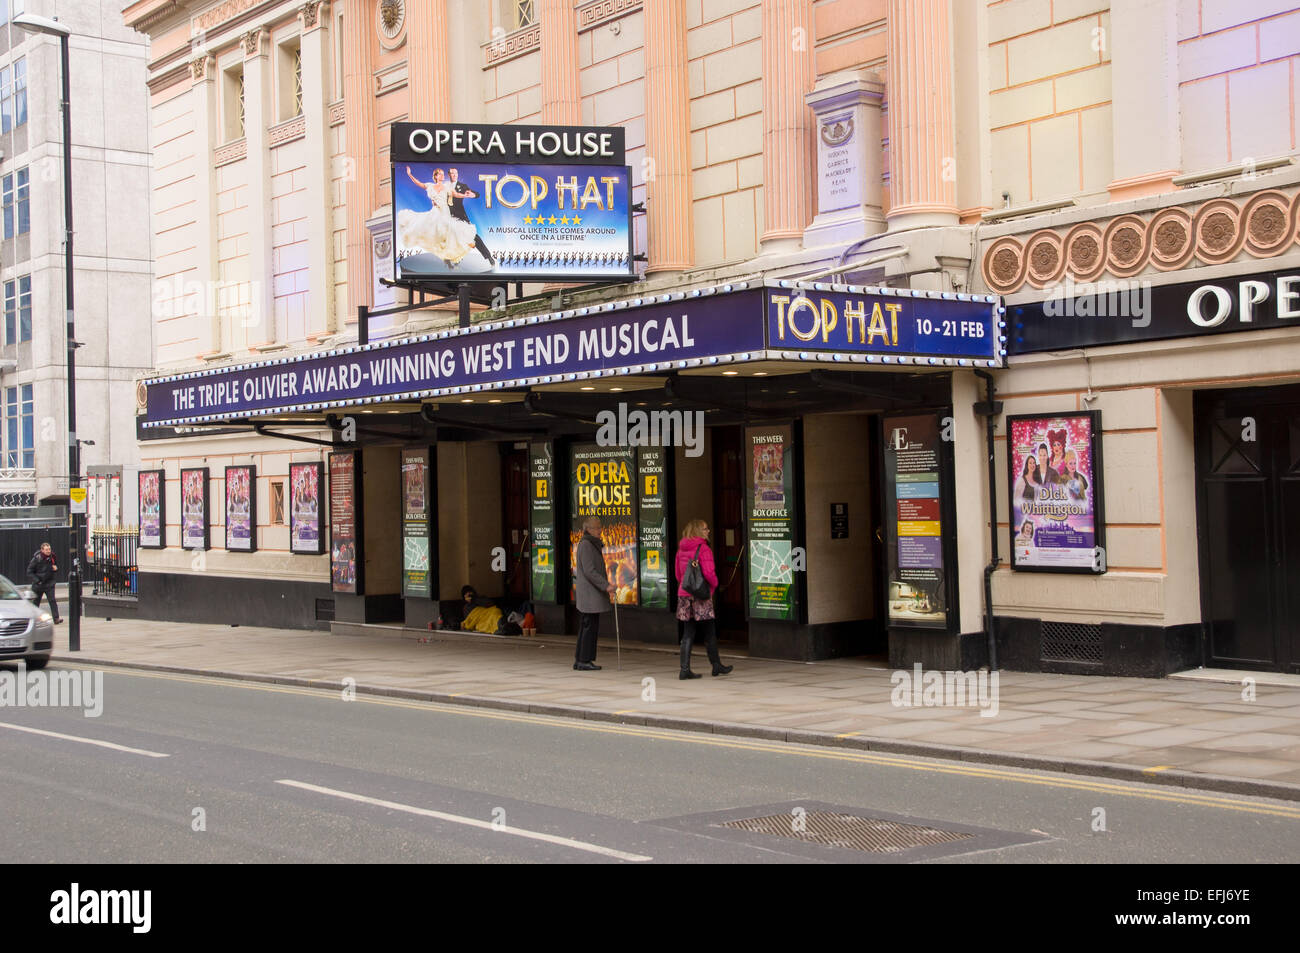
[574,531,612,614]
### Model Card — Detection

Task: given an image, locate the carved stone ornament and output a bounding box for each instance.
[241,28,266,58]
[378,0,405,39]
[190,55,212,81]
[301,1,327,29]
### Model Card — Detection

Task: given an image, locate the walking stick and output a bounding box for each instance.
[613,591,622,671]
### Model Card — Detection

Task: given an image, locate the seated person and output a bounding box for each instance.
[459,585,503,634]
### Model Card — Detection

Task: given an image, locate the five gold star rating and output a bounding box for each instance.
[522,213,582,226]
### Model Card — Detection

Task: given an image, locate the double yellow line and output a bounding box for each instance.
[71,664,1300,820]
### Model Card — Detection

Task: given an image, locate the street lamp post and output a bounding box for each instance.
[14,14,80,652]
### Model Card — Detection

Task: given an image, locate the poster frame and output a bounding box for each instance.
[880,411,960,633]
[179,466,210,552]
[138,469,166,549]
[289,461,326,556]
[1005,409,1107,575]
[401,446,437,600]
[224,465,257,553]
[329,451,364,594]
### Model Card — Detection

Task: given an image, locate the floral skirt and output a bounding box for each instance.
[676,594,715,622]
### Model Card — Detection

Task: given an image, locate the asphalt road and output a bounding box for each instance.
[1,663,1297,864]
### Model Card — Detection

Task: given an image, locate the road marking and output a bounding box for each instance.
[613,708,638,715]
[1143,765,1173,774]
[275,779,652,862]
[835,730,862,739]
[77,666,1300,820]
[0,720,170,758]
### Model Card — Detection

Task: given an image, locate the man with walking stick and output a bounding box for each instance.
[573,516,614,671]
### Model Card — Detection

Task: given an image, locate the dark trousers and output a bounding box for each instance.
[681,619,721,672]
[34,586,59,620]
[575,611,602,663]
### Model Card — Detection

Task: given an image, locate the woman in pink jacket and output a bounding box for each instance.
[674,518,733,680]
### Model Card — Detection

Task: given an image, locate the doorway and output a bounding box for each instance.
[1195,385,1300,673]
[500,443,530,600]
[711,425,747,644]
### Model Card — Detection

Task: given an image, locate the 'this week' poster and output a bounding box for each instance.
[746,424,798,621]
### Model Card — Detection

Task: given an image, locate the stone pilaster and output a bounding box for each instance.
[540,0,581,125]
[760,0,816,248]
[644,0,693,272]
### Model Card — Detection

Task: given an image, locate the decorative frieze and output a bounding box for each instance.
[214,138,248,167]
[482,24,540,69]
[981,189,1300,294]
[269,115,307,147]
[577,0,641,32]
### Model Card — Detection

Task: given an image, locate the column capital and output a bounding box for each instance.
[189,55,214,84]
[300,1,330,31]
[241,28,269,59]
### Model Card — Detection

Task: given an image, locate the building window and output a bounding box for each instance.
[270,480,285,523]
[4,275,30,345]
[278,41,303,121]
[514,0,536,28]
[224,64,245,141]
[1,58,27,132]
[5,383,32,469]
[2,167,29,239]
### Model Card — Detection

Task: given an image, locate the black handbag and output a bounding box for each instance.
[680,544,712,600]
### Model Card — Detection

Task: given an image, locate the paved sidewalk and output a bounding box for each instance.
[45,617,1300,800]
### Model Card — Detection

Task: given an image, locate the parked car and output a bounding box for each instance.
[0,573,55,670]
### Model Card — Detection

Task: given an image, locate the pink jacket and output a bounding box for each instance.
[675,536,718,598]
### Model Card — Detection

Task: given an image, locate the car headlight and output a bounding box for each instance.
[37,612,51,623]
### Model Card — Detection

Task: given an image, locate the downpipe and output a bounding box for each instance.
[973,369,1001,671]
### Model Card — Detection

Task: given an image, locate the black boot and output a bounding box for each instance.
[680,630,701,679]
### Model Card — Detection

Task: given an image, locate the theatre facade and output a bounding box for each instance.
[124,0,1300,675]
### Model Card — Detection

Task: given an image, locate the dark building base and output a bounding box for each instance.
[752,618,882,661]
[334,592,404,624]
[889,629,990,671]
[113,571,334,630]
[993,616,1201,678]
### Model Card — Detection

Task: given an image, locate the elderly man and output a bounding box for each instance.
[573,515,614,671]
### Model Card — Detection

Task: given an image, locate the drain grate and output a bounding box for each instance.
[720,810,974,854]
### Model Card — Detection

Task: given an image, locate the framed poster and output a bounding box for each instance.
[329,451,362,593]
[179,467,209,551]
[289,461,325,555]
[401,447,436,599]
[138,469,165,548]
[569,443,637,606]
[1007,411,1106,573]
[224,465,257,552]
[882,414,956,630]
[636,446,669,609]
[529,441,558,603]
[745,424,800,621]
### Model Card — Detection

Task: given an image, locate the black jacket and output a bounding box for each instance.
[28,551,57,590]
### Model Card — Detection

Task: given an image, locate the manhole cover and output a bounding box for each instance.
[721,810,974,854]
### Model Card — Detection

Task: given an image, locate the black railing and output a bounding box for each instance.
[90,528,139,597]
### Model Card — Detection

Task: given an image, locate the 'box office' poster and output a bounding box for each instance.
[745,424,799,621]
[569,443,638,606]
[402,448,436,598]
[1008,411,1105,573]
[883,414,952,628]
[329,451,361,594]
[530,442,557,603]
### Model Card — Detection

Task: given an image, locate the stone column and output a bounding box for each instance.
[344,0,379,319]
[885,0,958,228]
[540,0,581,125]
[1108,0,1180,200]
[644,0,693,272]
[189,55,222,355]
[300,2,336,338]
[407,0,451,121]
[242,28,277,346]
[760,0,816,249]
